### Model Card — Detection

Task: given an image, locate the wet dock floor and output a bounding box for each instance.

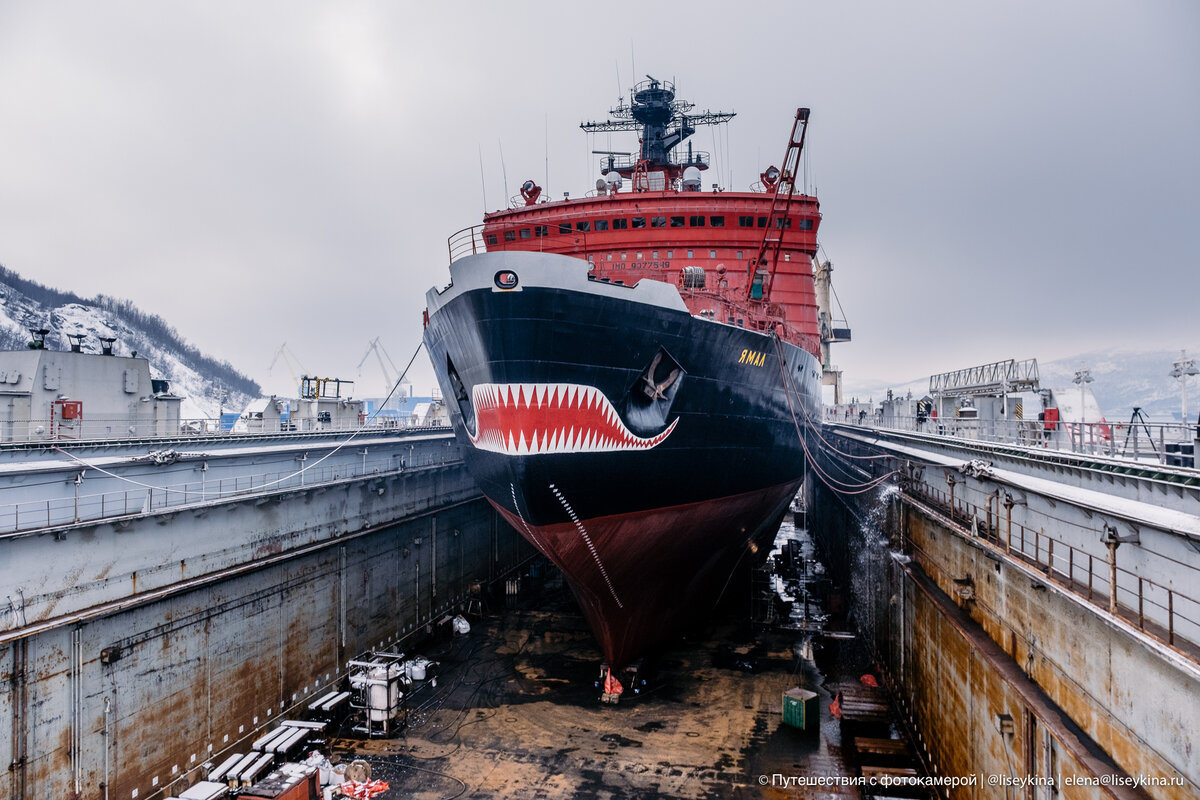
[330,570,890,799]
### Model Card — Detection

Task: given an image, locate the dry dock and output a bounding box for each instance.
[330,568,880,800]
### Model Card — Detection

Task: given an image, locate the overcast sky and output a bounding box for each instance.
[1,1,1197,399]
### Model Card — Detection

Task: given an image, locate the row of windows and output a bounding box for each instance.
[487,214,814,244]
[582,249,798,264]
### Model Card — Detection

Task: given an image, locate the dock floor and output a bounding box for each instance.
[331,574,878,799]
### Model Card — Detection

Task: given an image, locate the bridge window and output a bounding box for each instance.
[651,216,666,227]
[710,216,725,227]
[796,218,814,230]
[710,250,717,258]
[739,216,754,227]
[758,217,768,227]
[504,230,516,242]
[558,222,572,234]
[687,250,694,258]
[671,216,685,227]
[612,218,628,230]
[576,220,591,231]
[652,251,659,259]
[689,215,705,227]
[534,225,549,236]
[519,228,532,239]
[736,250,744,259]
[594,219,608,231]
[486,234,498,245]
[667,250,674,258]
[631,217,646,228]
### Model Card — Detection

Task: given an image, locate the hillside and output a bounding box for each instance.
[0,265,259,420]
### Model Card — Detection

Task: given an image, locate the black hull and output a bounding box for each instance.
[424,252,820,667]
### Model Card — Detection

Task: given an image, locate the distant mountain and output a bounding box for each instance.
[0,265,259,420]
[844,348,1198,423]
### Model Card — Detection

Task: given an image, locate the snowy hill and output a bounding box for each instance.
[842,348,1199,423]
[0,266,259,420]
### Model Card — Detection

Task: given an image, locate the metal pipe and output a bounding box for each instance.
[1004,494,1014,552]
[1138,578,1144,628]
[1107,539,1119,616]
[73,625,82,795]
[1169,591,1175,645]
[103,696,110,800]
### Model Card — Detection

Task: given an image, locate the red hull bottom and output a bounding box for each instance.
[492,481,800,668]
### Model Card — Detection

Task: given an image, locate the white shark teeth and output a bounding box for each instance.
[469,382,678,456]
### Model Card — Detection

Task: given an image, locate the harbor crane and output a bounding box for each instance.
[267,342,307,390]
[357,337,407,398]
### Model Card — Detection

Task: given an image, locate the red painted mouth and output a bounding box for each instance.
[468,382,677,456]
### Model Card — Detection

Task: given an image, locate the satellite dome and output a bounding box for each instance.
[682,166,702,188]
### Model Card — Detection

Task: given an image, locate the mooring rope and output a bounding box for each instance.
[50,339,428,498]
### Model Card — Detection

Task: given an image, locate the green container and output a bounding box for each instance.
[782,688,819,730]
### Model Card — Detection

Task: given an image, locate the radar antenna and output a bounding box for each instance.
[580,76,734,181]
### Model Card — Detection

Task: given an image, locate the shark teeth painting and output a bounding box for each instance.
[467,382,677,456]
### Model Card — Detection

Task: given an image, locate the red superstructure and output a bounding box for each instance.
[447,81,822,358]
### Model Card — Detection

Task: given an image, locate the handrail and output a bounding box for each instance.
[0,416,448,447]
[905,478,1200,662]
[0,448,463,537]
[448,225,487,263]
[829,412,1197,468]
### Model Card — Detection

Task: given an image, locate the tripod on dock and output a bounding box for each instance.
[1119,407,1158,458]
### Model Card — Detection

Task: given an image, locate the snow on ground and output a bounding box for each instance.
[0,283,254,421]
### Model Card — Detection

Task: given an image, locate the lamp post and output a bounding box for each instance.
[1073,366,1094,449]
[1169,350,1198,426]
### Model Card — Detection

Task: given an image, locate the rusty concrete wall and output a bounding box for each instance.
[1,498,531,800]
[812,475,1197,799]
[893,507,1197,798]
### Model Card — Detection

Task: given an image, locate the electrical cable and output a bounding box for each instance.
[46,340,427,498]
[771,335,898,496]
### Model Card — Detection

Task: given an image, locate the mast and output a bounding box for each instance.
[580,76,734,182]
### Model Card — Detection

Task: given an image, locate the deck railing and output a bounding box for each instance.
[831,411,1196,468]
[447,225,488,263]
[0,445,462,537]
[906,479,1200,662]
[0,416,448,446]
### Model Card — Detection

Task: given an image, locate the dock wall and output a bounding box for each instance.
[1,431,529,800]
[812,429,1199,799]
